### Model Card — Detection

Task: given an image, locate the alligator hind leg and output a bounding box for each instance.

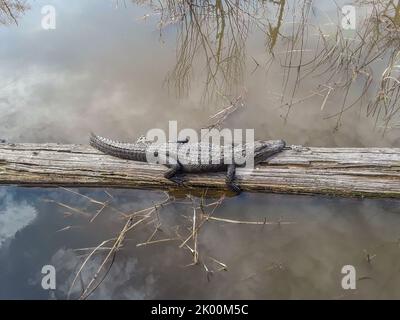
[164,163,185,186]
[226,164,242,194]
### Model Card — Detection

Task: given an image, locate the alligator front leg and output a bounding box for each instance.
[164,162,185,186]
[226,164,242,194]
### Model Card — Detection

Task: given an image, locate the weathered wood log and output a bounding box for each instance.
[0,143,399,198]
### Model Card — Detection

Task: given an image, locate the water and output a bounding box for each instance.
[0,0,399,299]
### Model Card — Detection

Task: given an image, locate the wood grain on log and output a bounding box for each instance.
[0,143,399,198]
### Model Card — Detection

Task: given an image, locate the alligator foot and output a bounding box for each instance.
[226,164,242,194]
[164,163,181,179]
[168,175,186,187]
[227,182,242,194]
[164,163,185,187]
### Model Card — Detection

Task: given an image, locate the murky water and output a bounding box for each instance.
[0,0,399,299]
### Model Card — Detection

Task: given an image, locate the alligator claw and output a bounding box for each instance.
[227,182,242,194]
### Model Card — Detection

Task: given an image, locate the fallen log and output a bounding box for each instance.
[0,143,399,198]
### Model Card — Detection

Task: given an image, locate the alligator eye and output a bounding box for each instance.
[154,151,159,157]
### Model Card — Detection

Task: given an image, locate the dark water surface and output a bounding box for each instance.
[0,0,399,299]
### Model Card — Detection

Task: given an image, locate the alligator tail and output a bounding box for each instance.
[89,133,146,161]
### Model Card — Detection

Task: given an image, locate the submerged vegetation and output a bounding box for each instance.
[53,188,294,300]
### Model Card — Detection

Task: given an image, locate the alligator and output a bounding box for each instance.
[89,133,286,193]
